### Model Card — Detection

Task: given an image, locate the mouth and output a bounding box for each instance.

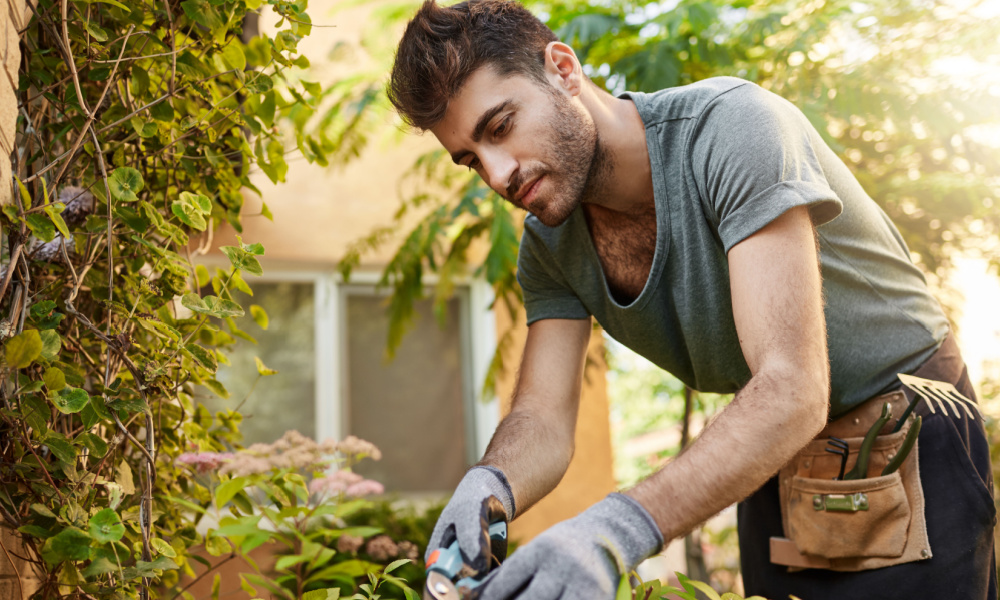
[515,175,544,209]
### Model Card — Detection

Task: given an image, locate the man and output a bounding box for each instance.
[387,1,997,598]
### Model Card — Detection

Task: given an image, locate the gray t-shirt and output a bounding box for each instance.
[517,77,949,416]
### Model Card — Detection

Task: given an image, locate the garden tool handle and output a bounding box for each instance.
[882,415,921,476]
[844,402,892,480]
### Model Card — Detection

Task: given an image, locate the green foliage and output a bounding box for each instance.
[169,432,422,599]
[0,0,346,596]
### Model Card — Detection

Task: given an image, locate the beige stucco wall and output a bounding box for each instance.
[2,0,31,207]
[207,1,617,542]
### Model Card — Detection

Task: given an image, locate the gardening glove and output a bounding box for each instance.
[426,466,516,575]
[478,493,663,600]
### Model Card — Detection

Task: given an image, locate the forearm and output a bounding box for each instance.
[478,403,575,517]
[626,368,828,541]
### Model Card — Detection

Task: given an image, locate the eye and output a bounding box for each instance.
[494,115,512,137]
[467,157,482,172]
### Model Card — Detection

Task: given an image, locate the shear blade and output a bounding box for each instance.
[426,571,461,600]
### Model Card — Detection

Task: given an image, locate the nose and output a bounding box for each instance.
[479,148,518,196]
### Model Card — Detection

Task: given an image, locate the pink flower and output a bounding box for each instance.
[345,479,384,497]
[365,535,399,561]
[337,534,364,554]
[309,470,363,495]
[177,452,233,474]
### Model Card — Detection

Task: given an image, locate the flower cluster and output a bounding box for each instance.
[176,451,234,474]
[336,534,420,563]
[308,470,384,497]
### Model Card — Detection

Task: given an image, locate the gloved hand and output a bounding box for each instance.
[426,466,516,574]
[478,493,664,600]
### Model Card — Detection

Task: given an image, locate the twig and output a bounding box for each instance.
[91,43,196,63]
[0,238,24,306]
[0,533,24,600]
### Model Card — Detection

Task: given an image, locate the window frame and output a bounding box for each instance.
[195,259,500,465]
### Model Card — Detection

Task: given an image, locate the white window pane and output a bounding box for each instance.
[206,281,317,444]
[344,292,468,493]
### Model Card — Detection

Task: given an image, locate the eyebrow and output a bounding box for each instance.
[450,99,516,165]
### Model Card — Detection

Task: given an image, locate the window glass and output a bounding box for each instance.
[344,291,468,493]
[205,281,317,445]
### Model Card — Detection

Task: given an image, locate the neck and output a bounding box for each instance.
[578,83,654,215]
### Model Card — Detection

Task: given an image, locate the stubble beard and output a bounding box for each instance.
[509,90,612,228]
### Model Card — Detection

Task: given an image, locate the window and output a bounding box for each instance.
[201,269,498,495]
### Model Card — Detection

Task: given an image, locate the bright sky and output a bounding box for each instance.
[954,256,1000,412]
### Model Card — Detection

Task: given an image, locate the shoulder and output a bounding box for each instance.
[623,76,756,126]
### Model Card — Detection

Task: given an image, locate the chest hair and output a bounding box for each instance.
[583,204,658,305]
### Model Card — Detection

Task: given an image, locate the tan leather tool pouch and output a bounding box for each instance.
[772,391,932,572]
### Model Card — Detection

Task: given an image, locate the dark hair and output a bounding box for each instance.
[388,0,558,130]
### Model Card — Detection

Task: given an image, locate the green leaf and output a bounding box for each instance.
[130,67,150,96]
[204,533,231,557]
[18,524,54,539]
[82,557,118,579]
[15,176,31,211]
[202,296,245,317]
[246,73,274,93]
[204,379,229,399]
[30,300,64,330]
[26,213,56,242]
[6,330,43,368]
[384,558,410,574]
[250,305,269,329]
[254,356,277,376]
[89,509,125,543]
[186,344,218,371]
[53,387,90,414]
[196,264,211,288]
[43,433,76,464]
[151,537,178,558]
[41,527,91,564]
[108,167,143,202]
[30,503,57,518]
[216,476,249,507]
[136,555,179,576]
[116,461,136,495]
[130,117,159,138]
[78,432,108,457]
[221,42,247,72]
[42,367,66,392]
[303,589,341,600]
[44,203,70,238]
[39,329,61,361]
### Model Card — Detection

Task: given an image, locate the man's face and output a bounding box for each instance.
[430,67,602,227]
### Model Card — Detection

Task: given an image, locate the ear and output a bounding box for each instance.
[543,42,584,96]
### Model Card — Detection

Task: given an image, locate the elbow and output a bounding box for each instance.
[764,362,829,441]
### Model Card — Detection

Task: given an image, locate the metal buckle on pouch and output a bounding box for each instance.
[813,492,869,512]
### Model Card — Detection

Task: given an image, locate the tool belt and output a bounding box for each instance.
[770,333,968,572]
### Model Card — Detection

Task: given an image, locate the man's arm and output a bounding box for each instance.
[627,205,830,540]
[479,317,592,516]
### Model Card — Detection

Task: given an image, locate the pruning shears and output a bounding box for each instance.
[425,520,507,600]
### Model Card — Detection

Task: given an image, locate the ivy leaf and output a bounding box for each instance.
[84,21,108,41]
[250,305,269,330]
[89,509,125,544]
[5,330,43,368]
[43,367,66,391]
[303,589,341,600]
[221,42,246,72]
[43,433,77,464]
[108,167,144,202]
[43,203,70,238]
[202,296,244,318]
[78,432,108,457]
[82,557,118,579]
[254,357,277,376]
[185,344,218,371]
[204,379,229,399]
[26,214,57,242]
[130,66,150,96]
[52,387,89,414]
[151,537,177,558]
[246,73,273,93]
[39,330,61,361]
[30,300,64,330]
[41,527,92,564]
[135,555,179,576]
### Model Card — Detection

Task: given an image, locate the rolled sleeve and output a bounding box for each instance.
[691,82,844,252]
[517,228,589,325]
